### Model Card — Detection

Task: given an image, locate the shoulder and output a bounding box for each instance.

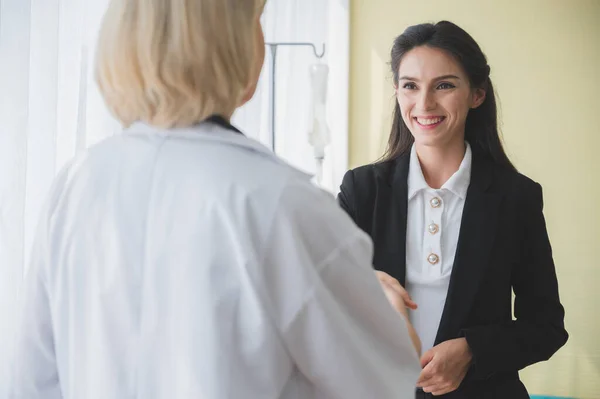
[491,164,543,206]
[338,156,408,220]
[343,159,397,187]
[340,156,408,199]
[279,178,362,238]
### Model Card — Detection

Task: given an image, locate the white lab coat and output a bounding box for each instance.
[9,121,420,399]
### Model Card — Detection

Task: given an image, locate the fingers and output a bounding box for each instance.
[417,374,434,387]
[375,271,418,309]
[427,384,455,396]
[419,365,461,396]
[375,271,397,287]
[376,272,404,293]
[419,349,435,369]
[416,360,435,386]
[426,380,458,396]
[380,282,408,317]
[387,280,417,309]
[429,370,468,396]
[419,371,454,395]
[417,347,463,396]
[398,289,418,310]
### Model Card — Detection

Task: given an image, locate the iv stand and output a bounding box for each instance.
[265,42,326,152]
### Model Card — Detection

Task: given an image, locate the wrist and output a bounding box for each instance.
[396,302,409,318]
[460,338,473,365]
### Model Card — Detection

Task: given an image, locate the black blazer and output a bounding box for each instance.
[338,149,568,399]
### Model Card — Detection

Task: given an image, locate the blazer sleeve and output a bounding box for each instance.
[462,182,569,378]
[338,170,358,221]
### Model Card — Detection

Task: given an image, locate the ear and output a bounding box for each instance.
[470,87,486,109]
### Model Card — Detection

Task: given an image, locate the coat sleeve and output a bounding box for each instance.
[8,164,74,399]
[281,232,421,398]
[266,181,420,398]
[337,169,357,221]
[9,216,62,399]
[462,182,568,378]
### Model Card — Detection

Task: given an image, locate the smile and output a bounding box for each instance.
[414,116,446,128]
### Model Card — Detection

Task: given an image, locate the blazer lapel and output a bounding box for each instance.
[434,153,503,344]
[372,154,410,285]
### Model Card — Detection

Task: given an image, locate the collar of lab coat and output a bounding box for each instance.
[204,114,244,135]
[125,120,313,180]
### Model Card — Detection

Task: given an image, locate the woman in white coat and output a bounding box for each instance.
[10,1,421,398]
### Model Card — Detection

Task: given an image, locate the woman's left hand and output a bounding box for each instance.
[417,338,473,396]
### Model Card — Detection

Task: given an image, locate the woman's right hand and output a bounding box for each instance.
[375,271,417,317]
[375,270,421,355]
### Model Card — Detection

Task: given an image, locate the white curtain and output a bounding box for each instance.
[0,0,117,394]
[234,0,349,192]
[0,0,348,393]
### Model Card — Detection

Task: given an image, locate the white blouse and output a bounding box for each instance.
[405,143,472,354]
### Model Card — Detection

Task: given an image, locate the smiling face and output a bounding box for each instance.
[395,46,486,149]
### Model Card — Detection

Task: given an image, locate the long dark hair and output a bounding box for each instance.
[382,21,515,171]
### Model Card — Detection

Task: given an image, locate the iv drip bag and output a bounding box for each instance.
[308,64,330,159]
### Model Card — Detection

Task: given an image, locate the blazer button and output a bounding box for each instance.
[427,253,440,265]
[428,223,439,234]
[430,197,442,208]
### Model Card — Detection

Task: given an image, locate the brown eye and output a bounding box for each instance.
[402,82,418,90]
[437,82,455,90]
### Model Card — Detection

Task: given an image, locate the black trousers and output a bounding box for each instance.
[415,382,531,399]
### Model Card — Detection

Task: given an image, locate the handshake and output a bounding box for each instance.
[375,271,421,355]
[376,271,418,318]
[376,271,474,396]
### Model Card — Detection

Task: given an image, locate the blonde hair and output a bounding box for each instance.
[96,0,266,128]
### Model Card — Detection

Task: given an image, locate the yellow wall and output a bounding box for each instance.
[349,0,600,398]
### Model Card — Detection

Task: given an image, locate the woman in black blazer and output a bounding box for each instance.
[339,21,568,399]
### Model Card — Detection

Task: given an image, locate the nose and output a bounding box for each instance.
[417,89,436,111]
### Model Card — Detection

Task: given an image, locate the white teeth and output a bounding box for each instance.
[416,117,443,125]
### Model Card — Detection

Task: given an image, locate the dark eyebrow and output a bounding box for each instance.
[399,74,461,81]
